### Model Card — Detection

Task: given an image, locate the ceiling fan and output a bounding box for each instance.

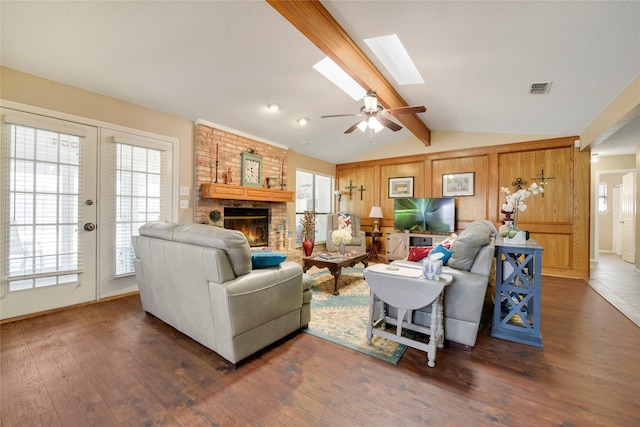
[321,90,426,134]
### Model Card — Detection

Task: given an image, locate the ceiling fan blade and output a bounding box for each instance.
[382,105,426,116]
[344,120,364,134]
[377,116,403,132]
[321,113,361,118]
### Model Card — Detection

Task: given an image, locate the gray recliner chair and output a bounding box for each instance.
[325,213,367,253]
[132,222,311,366]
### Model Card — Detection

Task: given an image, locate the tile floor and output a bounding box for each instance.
[588,252,640,327]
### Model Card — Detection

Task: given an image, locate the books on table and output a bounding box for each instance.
[317,253,343,260]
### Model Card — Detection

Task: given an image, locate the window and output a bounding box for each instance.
[598,183,607,214]
[115,143,162,276]
[295,170,334,245]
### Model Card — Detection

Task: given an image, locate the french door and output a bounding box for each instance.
[97,128,174,299]
[1,107,176,320]
[1,109,98,319]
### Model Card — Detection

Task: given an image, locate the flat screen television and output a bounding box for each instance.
[393,197,456,233]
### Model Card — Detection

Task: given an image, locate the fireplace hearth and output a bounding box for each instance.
[224,208,270,247]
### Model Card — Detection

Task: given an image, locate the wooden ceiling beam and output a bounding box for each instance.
[267,0,431,146]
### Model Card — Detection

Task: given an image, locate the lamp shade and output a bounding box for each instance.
[369,206,383,219]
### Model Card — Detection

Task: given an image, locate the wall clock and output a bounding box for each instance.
[241,152,263,187]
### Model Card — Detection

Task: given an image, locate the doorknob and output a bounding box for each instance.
[84,223,96,231]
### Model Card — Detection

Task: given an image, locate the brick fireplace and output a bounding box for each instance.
[195,121,291,249]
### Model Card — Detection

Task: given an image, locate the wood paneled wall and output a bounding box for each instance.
[336,136,590,279]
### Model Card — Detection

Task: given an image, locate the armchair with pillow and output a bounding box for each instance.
[325,212,367,253]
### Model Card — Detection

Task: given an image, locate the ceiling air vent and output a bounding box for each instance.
[529,82,552,95]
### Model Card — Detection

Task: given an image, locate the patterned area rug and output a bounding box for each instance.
[303,266,409,365]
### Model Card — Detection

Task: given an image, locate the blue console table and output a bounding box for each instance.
[492,237,544,348]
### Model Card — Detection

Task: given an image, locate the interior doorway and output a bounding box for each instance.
[594,169,636,265]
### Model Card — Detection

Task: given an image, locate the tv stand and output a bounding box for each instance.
[386,232,450,260]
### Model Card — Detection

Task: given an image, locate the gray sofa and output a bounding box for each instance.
[383,220,497,348]
[132,222,311,365]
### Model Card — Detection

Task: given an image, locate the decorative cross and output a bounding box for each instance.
[512,178,527,190]
[358,185,366,200]
[344,180,356,199]
[531,169,555,197]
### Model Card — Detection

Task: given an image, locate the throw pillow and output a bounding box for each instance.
[407,246,433,262]
[251,252,287,269]
[439,233,458,249]
[427,244,452,265]
[337,212,353,235]
[447,223,492,271]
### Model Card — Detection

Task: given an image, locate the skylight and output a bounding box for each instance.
[313,57,367,101]
[364,34,424,85]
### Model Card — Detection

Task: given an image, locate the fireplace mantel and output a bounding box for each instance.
[201,183,294,202]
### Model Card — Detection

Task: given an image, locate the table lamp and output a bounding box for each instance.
[369,206,383,233]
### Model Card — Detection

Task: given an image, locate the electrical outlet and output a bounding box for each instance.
[179,186,190,196]
[179,199,189,209]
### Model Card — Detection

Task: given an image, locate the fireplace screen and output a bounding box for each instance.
[224,208,270,247]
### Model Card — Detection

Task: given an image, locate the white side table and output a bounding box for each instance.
[364,264,453,367]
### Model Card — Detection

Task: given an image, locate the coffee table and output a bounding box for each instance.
[302,252,369,295]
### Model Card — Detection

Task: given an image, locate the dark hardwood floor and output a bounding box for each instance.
[2,275,639,426]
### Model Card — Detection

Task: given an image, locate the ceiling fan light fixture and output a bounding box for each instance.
[357,120,368,132]
[363,91,378,111]
[368,117,384,133]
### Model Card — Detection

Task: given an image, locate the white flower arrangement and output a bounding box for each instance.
[331,229,352,245]
[500,182,544,230]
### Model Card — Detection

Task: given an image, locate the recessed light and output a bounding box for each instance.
[267,103,280,112]
[297,117,309,126]
[364,34,424,85]
[301,141,309,145]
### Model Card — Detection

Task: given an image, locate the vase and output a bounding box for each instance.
[503,230,527,245]
[499,220,514,238]
[302,238,314,256]
[339,243,346,255]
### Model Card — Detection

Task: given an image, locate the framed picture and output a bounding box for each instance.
[388,176,414,198]
[442,172,474,196]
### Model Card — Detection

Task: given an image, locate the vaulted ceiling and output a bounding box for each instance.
[1,1,639,163]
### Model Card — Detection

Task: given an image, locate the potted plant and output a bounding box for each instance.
[300,210,316,256]
[499,183,543,244]
[209,210,222,226]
